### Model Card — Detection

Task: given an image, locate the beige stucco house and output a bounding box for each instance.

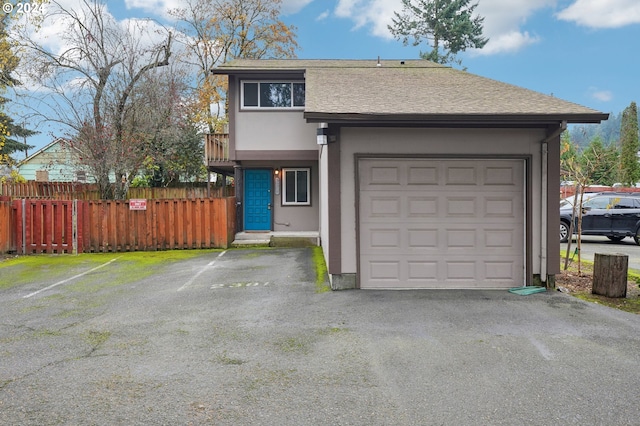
[210,59,608,290]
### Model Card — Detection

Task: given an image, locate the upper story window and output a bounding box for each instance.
[242,81,305,109]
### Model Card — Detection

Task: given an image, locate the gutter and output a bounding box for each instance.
[303,112,609,125]
[540,121,567,284]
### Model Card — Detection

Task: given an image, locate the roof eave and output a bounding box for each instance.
[303,112,610,125]
[210,67,306,76]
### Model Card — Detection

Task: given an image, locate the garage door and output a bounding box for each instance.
[358,158,525,289]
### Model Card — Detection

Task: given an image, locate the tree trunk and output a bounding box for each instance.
[592,253,628,298]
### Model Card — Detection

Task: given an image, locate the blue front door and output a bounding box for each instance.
[244,169,272,231]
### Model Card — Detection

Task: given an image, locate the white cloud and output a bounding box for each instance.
[124,0,182,12]
[473,0,554,54]
[588,88,614,102]
[124,0,314,19]
[124,0,183,19]
[477,30,541,55]
[15,0,114,56]
[556,0,640,28]
[13,2,180,93]
[281,0,315,14]
[316,9,330,21]
[332,0,555,54]
[334,0,400,38]
[120,17,169,44]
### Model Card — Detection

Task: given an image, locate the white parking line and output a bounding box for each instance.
[177,250,227,292]
[23,257,121,299]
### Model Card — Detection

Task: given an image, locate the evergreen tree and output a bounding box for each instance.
[570,109,640,150]
[580,135,618,186]
[388,0,488,67]
[618,101,640,186]
[0,14,35,164]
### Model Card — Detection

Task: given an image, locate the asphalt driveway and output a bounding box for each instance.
[1,248,640,425]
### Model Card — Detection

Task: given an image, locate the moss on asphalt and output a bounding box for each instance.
[1,247,331,295]
[312,246,330,293]
[0,250,221,290]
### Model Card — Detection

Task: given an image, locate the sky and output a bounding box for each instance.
[8,0,640,154]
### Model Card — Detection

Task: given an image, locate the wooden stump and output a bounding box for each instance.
[592,253,628,298]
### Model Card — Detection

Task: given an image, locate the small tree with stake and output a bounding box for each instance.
[562,135,619,275]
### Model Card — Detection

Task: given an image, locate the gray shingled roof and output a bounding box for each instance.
[213,59,608,124]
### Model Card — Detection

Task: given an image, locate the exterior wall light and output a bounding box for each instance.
[317,127,329,145]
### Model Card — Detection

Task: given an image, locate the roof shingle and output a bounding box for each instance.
[213,59,608,123]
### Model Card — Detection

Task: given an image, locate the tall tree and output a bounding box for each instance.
[618,101,640,187]
[170,0,298,133]
[13,0,178,198]
[388,0,488,67]
[127,67,206,187]
[580,136,619,186]
[0,13,35,165]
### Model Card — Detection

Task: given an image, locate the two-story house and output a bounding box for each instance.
[210,59,608,290]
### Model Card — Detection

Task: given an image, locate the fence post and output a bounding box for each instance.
[21,199,26,255]
[72,199,77,255]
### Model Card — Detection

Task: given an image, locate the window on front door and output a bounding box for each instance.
[282,168,310,205]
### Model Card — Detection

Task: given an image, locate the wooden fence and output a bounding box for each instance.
[0,199,13,254]
[81,198,236,252]
[0,182,99,200]
[13,200,76,254]
[0,182,233,200]
[560,185,640,199]
[2,197,236,254]
[127,186,233,199]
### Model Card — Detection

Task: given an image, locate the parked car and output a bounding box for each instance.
[559,192,599,210]
[560,192,640,244]
[559,193,599,242]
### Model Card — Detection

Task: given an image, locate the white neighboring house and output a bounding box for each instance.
[17,138,94,182]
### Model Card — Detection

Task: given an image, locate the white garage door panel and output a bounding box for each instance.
[359,159,525,289]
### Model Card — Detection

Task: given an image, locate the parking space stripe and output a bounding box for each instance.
[177,250,227,292]
[23,257,121,299]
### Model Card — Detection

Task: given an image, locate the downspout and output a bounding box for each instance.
[540,121,567,284]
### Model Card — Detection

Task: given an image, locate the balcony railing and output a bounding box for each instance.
[205,133,230,163]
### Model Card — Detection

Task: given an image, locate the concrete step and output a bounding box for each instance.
[231,232,270,247]
[231,232,319,248]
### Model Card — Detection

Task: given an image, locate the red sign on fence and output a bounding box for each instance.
[129,199,147,210]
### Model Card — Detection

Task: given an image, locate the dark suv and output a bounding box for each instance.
[560,192,640,244]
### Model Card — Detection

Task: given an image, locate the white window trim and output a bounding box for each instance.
[282,168,311,206]
[241,80,305,110]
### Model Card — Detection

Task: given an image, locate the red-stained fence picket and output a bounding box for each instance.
[81,198,236,252]
[0,199,13,253]
[12,200,78,254]
[5,197,236,254]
